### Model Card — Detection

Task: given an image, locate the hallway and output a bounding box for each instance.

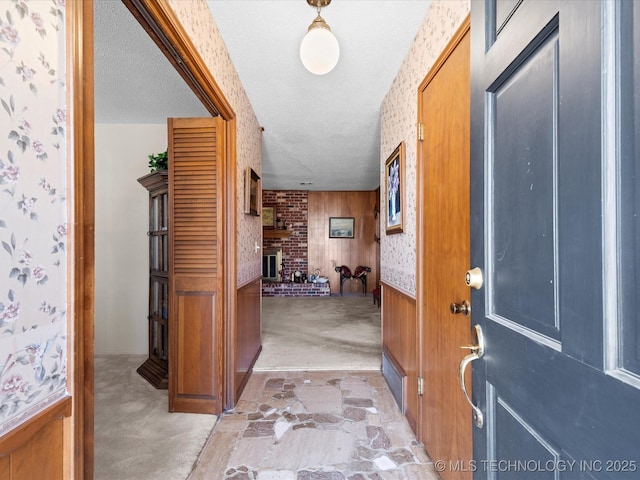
[189,370,440,479]
[254,296,382,372]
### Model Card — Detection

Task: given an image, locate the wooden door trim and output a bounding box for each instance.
[122,0,239,409]
[77,0,239,474]
[224,118,238,408]
[71,0,95,477]
[418,16,470,93]
[415,14,470,444]
[122,0,234,121]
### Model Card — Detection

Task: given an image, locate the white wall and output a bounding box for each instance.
[95,123,167,354]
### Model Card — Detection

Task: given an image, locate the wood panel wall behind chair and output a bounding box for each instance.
[308,191,378,295]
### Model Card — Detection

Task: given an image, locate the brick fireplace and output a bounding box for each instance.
[262,190,308,278]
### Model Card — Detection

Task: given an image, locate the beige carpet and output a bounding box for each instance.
[94,354,217,480]
[253,295,382,371]
[94,297,380,479]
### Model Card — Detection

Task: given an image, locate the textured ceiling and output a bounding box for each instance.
[94,0,431,190]
[94,0,210,124]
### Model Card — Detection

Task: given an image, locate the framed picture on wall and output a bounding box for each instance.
[329,217,355,238]
[244,167,261,216]
[385,141,404,234]
[262,205,276,228]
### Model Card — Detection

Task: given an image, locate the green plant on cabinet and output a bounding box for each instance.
[148,150,168,172]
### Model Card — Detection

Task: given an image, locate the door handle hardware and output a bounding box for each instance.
[465,267,483,289]
[450,300,470,316]
[460,344,480,354]
[459,324,484,428]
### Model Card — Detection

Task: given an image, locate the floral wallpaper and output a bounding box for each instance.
[167,0,263,288]
[380,0,470,298]
[0,0,68,434]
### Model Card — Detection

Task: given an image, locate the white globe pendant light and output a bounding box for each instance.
[300,0,340,75]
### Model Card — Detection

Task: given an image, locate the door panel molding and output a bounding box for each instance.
[603,0,640,388]
[482,322,640,464]
[494,0,522,36]
[485,2,559,77]
[486,27,561,343]
[492,395,562,469]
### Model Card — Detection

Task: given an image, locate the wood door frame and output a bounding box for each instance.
[415,14,471,444]
[69,1,94,477]
[75,1,238,475]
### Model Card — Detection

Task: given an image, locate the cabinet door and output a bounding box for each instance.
[168,117,225,414]
[150,191,168,272]
[149,276,168,361]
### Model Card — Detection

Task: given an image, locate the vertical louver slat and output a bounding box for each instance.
[172,124,218,276]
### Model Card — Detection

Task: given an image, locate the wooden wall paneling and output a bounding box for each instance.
[381,283,418,432]
[308,191,378,294]
[0,397,72,480]
[235,279,262,400]
[10,416,64,478]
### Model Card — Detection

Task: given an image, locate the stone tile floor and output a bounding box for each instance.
[189,371,441,480]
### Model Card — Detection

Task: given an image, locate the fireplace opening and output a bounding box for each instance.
[262,248,282,282]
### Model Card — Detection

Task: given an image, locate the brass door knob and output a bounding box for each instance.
[450,300,470,316]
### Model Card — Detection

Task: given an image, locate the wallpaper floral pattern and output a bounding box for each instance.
[380,0,470,297]
[168,0,263,288]
[0,0,67,434]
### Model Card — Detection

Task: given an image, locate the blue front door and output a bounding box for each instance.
[469,1,640,478]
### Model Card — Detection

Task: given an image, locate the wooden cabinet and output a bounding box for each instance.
[137,170,169,389]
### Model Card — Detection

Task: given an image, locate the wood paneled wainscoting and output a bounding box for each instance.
[380,283,418,432]
[234,279,262,401]
[0,397,72,479]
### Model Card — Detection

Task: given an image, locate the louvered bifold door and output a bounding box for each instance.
[168,117,225,414]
